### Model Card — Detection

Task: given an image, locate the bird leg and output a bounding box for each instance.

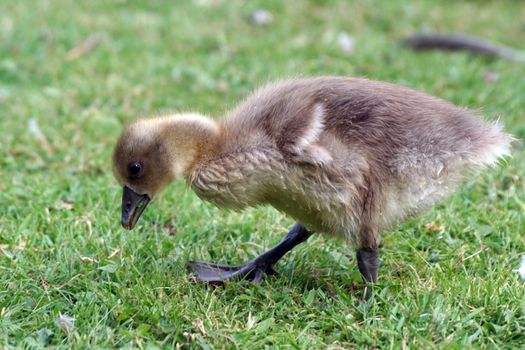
[356,246,378,299]
[188,223,312,284]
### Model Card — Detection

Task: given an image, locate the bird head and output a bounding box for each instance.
[112,114,218,229]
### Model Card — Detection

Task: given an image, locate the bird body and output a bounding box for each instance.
[113,77,512,288]
[185,77,510,247]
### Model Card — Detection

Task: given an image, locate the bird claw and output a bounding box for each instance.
[187,259,279,284]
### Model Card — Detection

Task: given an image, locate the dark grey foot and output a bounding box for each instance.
[187,223,312,284]
[187,260,279,284]
[356,247,379,299]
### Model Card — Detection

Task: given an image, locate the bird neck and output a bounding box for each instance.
[163,114,221,177]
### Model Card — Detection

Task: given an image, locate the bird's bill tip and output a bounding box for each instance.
[121,186,150,230]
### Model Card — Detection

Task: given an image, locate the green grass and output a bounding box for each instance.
[1,0,525,348]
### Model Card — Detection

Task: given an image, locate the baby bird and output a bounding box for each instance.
[113,77,512,289]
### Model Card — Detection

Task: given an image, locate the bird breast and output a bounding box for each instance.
[189,147,285,210]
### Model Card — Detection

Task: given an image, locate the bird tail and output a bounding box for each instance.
[470,119,514,167]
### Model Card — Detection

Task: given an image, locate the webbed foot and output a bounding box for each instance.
[187,260,279,284]
[187,223,312,285]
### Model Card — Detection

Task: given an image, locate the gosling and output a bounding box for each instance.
[112,77,512,290]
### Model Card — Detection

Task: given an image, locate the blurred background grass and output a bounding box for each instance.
[1,0,524,348]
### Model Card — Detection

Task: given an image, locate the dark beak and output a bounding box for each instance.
[121,186,150,230]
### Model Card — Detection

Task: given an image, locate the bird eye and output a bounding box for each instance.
[128,162,143,178]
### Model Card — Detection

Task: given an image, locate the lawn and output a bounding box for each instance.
[1,0,525,348]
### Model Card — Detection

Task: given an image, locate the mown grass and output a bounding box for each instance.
[1,0,524,348]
